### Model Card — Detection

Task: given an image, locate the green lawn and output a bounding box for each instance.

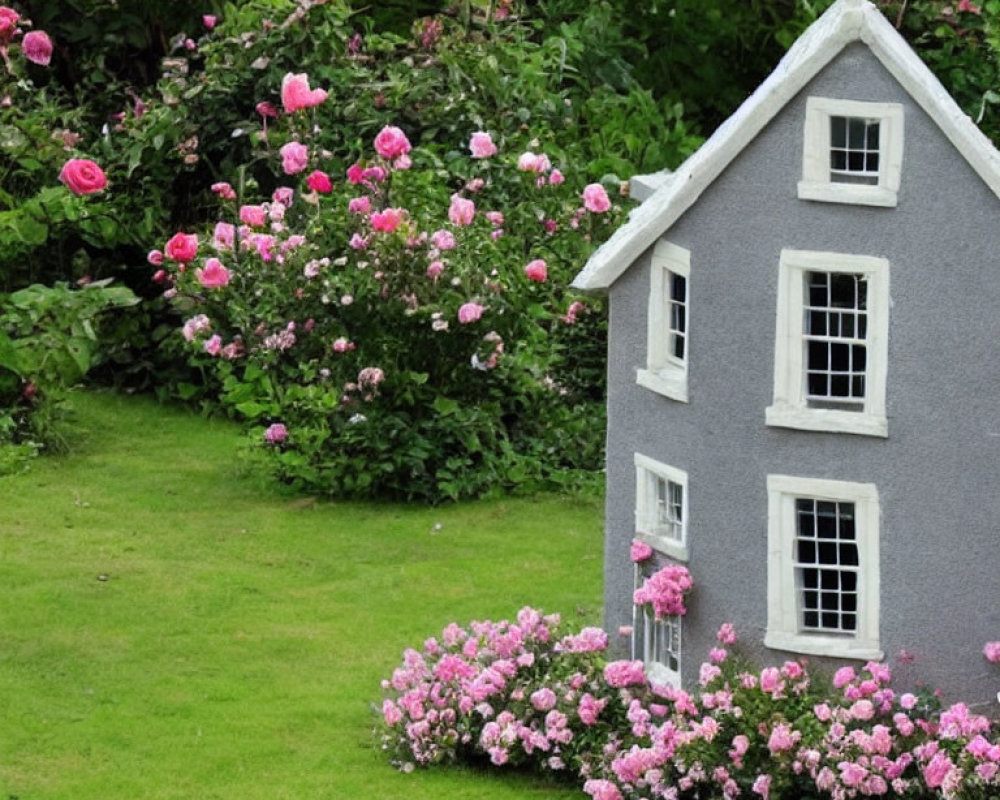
[0,390,602,799]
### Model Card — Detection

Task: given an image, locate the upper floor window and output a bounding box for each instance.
[798,97,904,207]
[637,240,690,402]
[766,249,889,437]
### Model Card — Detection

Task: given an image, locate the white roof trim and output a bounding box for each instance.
[572,0,1000,291]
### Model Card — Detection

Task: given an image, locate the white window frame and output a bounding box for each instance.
[632,563,682,688]
[766,249,889,437]
[765,474,882,660]
[798,96,904,207]
[634,453,688,562]
[637,240,690,402]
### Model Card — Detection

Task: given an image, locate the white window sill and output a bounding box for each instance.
[797,180,897,208]
[765,403,887,438]
[645,660,681,688]
[637,367,688,403]
[765,630,883,661]
[634,530,689,562]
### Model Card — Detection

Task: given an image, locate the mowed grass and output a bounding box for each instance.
[0,390,602,799]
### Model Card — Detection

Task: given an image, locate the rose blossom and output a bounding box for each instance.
[164,232,198,262]
[458,302,485,324]
[524,259,547,283]
[984,641,1000,663]
[517,151,550,173]
[549,168,565,185]
[202,334,222,356]
[582,183,611,213]
[469,131,498,158]
[264,423,288,444]
[279,141,309,174]
[373,125,411,160]
[239,204,267,227]
[22,31,53,66]
[371,208,405,233]
[306,170,332,193]
[426,261,444,279]
[280,72,328,113]
[182,314,211,341]
[430,229,455,250]
[147,249,164,266]
[203,14,217,28]
[448,194,475,226]
[630,540,653,562]
[58,158,107,195]
[211,181,236,199]
[196,257,230,288]
[348,196,371,215]
[213,222,235,250]
[0,6,19,41]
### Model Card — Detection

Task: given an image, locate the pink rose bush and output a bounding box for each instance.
[151,99,619,500]
[382,612,1000,800]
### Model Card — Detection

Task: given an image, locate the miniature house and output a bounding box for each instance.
[573,0,1000,705]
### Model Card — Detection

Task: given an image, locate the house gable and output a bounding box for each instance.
[572,0,1000,292]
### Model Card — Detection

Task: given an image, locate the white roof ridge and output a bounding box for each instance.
[572,0,1000,290]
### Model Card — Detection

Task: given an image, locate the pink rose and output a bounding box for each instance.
[203,14,217,28]
[430,229,455,250]
[517,151,550,174]
[582,183,611,213]
[549,168,565,185]
[371,208,405,233]
[164,232,198,263]
[373,125,411,160]
[469,131,497,158]
[630,540,653,562]
[524,259,547,283]
[280,72,328,113]
[346,163,364,184]
[348,196,371,215]
[358,366,385,389]
[211,182,236,199]
[264,423,288,444]
[458,302,485,324]
[279,141,309,174]
[272,187,294,207]
[213,222,235,251]
[984,641,1000,663]
[256,101,279,119]
[22,31,53,66]
[147,249,164,266]
[203,334,222,356]
[833,666,857,689]
[448,194,475,226]
[0,6,20,41]
[58,158,107,195]
[426,261,444,279]
[306,170,332,194]
[239,204,267,227]
[196,258,230,288]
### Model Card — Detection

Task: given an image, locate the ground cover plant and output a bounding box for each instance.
[0,389,603,799]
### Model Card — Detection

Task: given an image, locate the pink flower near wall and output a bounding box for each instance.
[984,641,1000,663]
[373,125,411,160]
[630,540,653,562]
[22,31,52,65]
[280,72,328,113]
[279,141,308,174]
[58,158,107,195]
[524,259,547,283]
[582,183,611,213]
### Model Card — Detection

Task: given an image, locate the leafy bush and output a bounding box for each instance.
[381,608,1000,799]
[0,279,138,470]
[154,91,618,501]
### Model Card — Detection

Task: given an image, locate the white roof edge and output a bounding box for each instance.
[572,0,1000,291]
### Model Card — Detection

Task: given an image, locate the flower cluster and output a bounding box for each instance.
[150,74,620,500]
[382,613,1000,800]
[632,564,693,618]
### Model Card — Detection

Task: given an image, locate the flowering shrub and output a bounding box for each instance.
[382,612,1000,800]
[153,90,622,499]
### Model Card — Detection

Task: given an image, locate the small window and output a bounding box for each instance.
[766,474,881,660]
[767,250,889,437]
[637,240,690,402]
[798,97,903,207]
[634,453,688,561]
[632,562,682,687]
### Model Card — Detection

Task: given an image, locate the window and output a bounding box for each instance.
[798,97,904,207]
[634,453,688,561]
[765,474,881,660]
[632,563,682,687]
[637,240,690,402]
[767,249,889,437]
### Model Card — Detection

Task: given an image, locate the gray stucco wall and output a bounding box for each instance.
[605,42,1000,707]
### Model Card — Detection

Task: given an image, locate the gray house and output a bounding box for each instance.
[573,0,1000,705]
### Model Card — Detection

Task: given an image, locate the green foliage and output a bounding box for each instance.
[0,280,138,469]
